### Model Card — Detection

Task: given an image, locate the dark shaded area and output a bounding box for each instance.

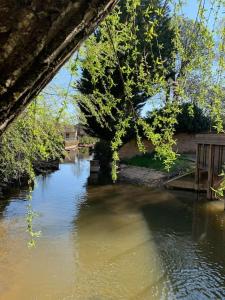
[175,103,211,133]
[93,139,112,171]
[0,185,29,219]
[0,159,59,200]
[145,103,211,134]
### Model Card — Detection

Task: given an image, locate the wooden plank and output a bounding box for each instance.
[207,144,215,199]
[195,143,200,190]
[165,171,195,185]
[195,134,225,146]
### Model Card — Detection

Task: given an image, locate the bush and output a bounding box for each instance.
[145,103,211,134]
[123,152,193,173]
[175,103,211,133]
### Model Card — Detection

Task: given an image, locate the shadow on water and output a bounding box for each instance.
[0,148,90,217]
[88,171,113,186]
[0,155,225,300]
[71,184,165,300]
[140,189,225,299]
[72,181,225,299]
[0,187,29,219]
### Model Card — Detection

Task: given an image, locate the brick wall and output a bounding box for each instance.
[119,133,196,159]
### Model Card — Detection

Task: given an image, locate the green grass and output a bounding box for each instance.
[122,153,193,174]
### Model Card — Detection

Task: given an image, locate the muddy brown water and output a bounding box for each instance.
[0,156,225,299]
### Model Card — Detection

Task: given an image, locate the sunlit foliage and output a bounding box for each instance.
[71,0,224,182]
[0,95,67,247]
[0,96,65,183]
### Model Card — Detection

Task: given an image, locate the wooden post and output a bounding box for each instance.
[207,144,215,200]
[195,144,200,191]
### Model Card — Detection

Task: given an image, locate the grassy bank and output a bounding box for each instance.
[122,153,194,174]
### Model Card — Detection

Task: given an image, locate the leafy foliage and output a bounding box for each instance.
[0,96,65,183]
[71,0,224,181]
[175,103,211,133]
[146,103,211,134]
[72,0,174,142]
[79,135,98,145]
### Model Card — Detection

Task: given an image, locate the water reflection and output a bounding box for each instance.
[0,156,224,299]
[192,201,225,264]
[141,191,225,299]
[64,148,91,164]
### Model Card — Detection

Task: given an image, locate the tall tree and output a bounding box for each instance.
[71,0,224,180]
[73,0,174,140]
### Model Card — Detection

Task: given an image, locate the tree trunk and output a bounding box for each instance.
[0,0,117,135]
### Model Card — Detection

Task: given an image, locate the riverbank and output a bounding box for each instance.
[119,154,195,188]
[119,164,195,188]
[119,164,170,187]
[0,159,59,198]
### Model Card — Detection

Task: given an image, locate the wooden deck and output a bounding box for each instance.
[165,172,207,192]
[195,134,225,199]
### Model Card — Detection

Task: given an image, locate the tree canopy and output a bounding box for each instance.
[71,0,225,180]
[74,0,174,141]
[145,103,211,134]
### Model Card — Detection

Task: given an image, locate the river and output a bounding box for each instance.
[0,154,225,299]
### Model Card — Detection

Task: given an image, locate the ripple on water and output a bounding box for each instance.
[0,160,224,300]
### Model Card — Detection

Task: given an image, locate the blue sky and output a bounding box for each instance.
[44,0,222,118]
